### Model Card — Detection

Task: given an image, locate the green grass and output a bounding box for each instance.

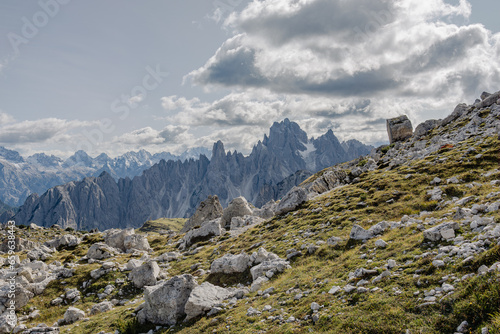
[139,218,186,233]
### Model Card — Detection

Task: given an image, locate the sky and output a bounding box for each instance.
[0,0,499,158]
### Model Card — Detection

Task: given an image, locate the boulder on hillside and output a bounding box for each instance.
[62,307,85,325]
[87,242,118,260]
[210,253,251,274]
[179,219,223,250]
[423,222,460,242]
[45,234,81,249]
[414,119,440,138]
[387,115,413,144]
[250,247,280,265]
[230,215,264,230]
[182,195,223,233]
[276,187,308,215]
[103,228,134,251]
[138,274,197,326]
[349,221,389,241]
[90,301,114,315]
[129,261,160,288]
[440,103,468,127]
[250,259,291,281]
[124,234,152,253]
[220,197,254,229]
[184,282,235,321]
[475,90,500,109]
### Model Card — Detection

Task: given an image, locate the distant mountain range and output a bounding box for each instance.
[12,119,373,230]
[0,146,211,207]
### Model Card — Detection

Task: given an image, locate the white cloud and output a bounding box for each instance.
[0,112,15,126]
[0,118,96,144]
[187,0,500,102]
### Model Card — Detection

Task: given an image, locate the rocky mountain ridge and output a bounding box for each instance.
[0,147,211,207]
[10,120,373,230]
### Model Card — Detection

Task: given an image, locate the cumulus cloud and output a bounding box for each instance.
[0,118,96,144]
[112,125,194,148]
[0,112,15,126]
[187,0,500,101]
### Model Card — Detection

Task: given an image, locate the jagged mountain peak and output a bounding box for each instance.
[0,146,24,163]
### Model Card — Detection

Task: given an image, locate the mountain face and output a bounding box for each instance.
[12,119,373,230]
[0,147,211,207]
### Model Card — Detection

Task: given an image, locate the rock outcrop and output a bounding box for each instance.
[387,115,413,143]
[220,197,253,229]
[181,195,223,232]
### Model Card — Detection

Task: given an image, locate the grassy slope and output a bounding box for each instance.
[138,218,186,233]
[11,115,500,333]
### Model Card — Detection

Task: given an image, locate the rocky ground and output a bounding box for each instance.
[0,91,499,333]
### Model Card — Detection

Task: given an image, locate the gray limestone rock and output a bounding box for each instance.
[63,307,85,324]
[414,119,440,138]
[276,187,308,215]
[387,115,413,144]
[349,221,389,241]
[184,282,235,321]
[89,301,114,315]
[221,197,253,229]
[423,222,459,242]
[129,261,160,288]
[181,195,223,233]
[210,253,251,274]
[180,219,222,250]
[87,243,117,260]
[138,274,197,325]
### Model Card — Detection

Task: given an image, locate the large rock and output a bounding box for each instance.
[250,247,280,265]
[414,119,440,138]
[250,259,291,281]
[104,228,134,251]
[45,234,81,249]
[210,253,251,274]
[179,219,222,250]
[0,314,16,334]
[181,195,223,232]
[440,103,468,127]
[220,197,253,229]
[475,90,500,109]
[184,282,234,321]
[138,274,197,325]
[387,115,413,144]
[124,234,151,253]
[349,221,389,241]
[63,307,85,324]
[275,187,308,215]
[86,243,117,260]
[89,301,114,315]
[423,222,460,242]
[230,215,264,231]
[129,261,160,288]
